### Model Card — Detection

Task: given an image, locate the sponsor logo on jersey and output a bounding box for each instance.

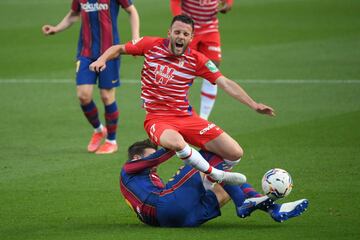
[132,37,144,45]
[205,60,219,73]
[154,65,175,85]
[199,123,217,135]
[80,2,109,12]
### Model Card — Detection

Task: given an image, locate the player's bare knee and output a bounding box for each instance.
[228,147,243,161]
[171,141,187,151]
[100,94,114,105]
[77,92,92,105]
[159,130,186,151]
[163,137,186,151]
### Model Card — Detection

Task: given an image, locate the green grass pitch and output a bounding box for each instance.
[0,0,360,239]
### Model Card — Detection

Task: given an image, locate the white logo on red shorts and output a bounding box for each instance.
[199,123,217,135]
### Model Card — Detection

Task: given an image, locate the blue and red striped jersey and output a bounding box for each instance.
[119,149,175,226]
[71,0,133,59]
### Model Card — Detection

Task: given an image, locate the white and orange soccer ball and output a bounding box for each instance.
[262,168,293,199]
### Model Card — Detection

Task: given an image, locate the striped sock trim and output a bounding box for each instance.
[204,166,213,174]
[201,91,217,100]
[179,148,192,160]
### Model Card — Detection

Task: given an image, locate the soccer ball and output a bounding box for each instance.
[262,168,293,199]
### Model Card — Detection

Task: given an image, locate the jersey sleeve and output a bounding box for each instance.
[123,149,175,174]
[195,53,223,84]
[170,0,182,16]
[118,0,133,8]
[225,0,234,6]
[124,36,161,56]
[71,0,80,12]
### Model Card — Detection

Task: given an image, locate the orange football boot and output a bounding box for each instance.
[95,141,118,154]
[87,128,107,152]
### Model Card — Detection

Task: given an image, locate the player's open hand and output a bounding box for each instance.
[42,25,57,35]
[89,60,107,72]
[254,103,276,116]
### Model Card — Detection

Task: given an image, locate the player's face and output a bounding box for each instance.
[142,148,156,158]
[168,21,193,56]
[132,148,157,160]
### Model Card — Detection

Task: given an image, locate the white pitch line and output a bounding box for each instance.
[0,79,360,84]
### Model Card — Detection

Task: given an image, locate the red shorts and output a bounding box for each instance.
[190,31,222,62]
[144,113,224,149]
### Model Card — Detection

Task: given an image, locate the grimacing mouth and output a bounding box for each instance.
[175,39,184,48]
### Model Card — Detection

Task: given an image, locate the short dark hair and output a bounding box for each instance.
[127,139,158,159]
[170,14,194,31]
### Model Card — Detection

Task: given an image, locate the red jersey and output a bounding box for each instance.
[170,0,220,35]
[170,0,234,35]
[124,37,223,116]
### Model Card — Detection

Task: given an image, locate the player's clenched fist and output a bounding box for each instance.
[89,60,107,72]
[42,25,57,35]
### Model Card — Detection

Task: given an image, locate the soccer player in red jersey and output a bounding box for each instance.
[42,1,140,154]
[90,15,275,184]
[170,0,234,120]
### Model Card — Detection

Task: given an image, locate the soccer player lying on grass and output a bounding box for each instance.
[91,15,275,186]
[120,139,309,227]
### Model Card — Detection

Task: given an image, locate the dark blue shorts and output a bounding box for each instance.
[75,56,121,89]
[156,165,221,227]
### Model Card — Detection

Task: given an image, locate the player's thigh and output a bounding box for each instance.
[178,115,223,149]
[182,190,221,227]
[76,56,97,85]
[158,190,220,227]
[98,58,120,89]
[197,32,222,62]
[159,129,187,150]
[204,132,243,160]
[158,170,205,227]
[144,117,180,146]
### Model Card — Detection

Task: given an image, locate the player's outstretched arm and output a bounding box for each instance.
[123,5,140,40]
[42,10,80,36]
[89,45,127,72]
[216,76,275,116]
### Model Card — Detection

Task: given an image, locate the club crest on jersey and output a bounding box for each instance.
[154,65,175,85]
[205,60,219,73]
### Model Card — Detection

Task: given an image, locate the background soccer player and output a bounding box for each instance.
[42,0,140,154]
[170,0,234,120]
[120,139,309,227]
[90,15,274,184]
